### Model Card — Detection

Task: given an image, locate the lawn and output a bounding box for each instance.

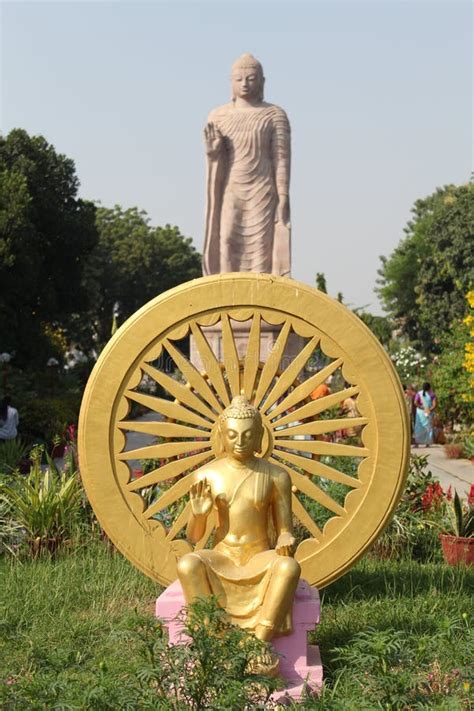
[1,544,472,709]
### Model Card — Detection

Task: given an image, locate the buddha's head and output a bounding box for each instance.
[231,53,265,103]
[218,394,263,461]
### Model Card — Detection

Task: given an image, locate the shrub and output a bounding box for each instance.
[0,438,28,475]
[19,395,80,445]
[0,446,82,556]
[370,455,446,561]
[89,596,281,710]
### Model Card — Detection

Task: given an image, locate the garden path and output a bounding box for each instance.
[411,444,473,499]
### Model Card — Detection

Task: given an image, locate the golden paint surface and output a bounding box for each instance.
[78,274,409,588]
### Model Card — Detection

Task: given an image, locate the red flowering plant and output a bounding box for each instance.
[371,455,450,561]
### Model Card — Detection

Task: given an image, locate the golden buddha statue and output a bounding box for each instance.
[177,395,301,661]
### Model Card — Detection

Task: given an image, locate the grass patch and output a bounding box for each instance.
[0,547,473,709]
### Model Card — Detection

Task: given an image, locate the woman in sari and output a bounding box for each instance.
[414,382,437,446]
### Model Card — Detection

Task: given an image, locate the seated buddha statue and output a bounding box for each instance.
[177,395,301,669]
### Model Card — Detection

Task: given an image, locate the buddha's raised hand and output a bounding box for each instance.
[190,478,213,516]
[204,123,224,158]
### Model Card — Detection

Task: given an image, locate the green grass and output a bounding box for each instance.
[0,546,473,709]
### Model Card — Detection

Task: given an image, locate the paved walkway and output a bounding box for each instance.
[411,444,473,498]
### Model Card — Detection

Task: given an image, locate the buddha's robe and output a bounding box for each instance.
[187,458,296,635]
[203,103,291,276]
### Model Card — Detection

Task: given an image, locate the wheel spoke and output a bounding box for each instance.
[221,314,240,398]
[273,449,361,488]
[262,335,319,414]
[119,439,211,462]
[274,417,368,438]
[163,339,223,414]
[243,314,261,401]
[140,362,217,420]
[119,421,211,439]
[166,501,191,540]
[124,391,213,429]
[143,471,197,519]
[271,386,360,428]
[190,322,231,407]
[254,321,291,408]
[275,439,369,458]
[127,451,212,491]
[292,493,323,541]
[268,358,343,420]
[270,457,345,515]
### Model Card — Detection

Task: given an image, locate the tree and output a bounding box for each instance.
[431,293,473,426]
[377,184,474,353]
[315,272,327,293]
[354,311,394,349]
[0,129,98,367]
[81,206,202,352]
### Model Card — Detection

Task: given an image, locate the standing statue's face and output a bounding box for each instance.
[231,69,262,101]
[221,417,261,461]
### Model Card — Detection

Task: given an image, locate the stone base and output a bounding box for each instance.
[155,578,322,702]
[190,319,305,373]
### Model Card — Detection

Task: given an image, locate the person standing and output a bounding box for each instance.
[403,384,416,441]
[414,382,437,446]
[0,396,19,441]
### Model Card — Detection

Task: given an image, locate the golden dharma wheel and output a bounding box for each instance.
[78,274,409,588]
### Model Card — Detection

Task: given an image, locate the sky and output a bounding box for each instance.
[1,0,472,313]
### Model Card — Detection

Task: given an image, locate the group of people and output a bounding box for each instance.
[404,382,438,446]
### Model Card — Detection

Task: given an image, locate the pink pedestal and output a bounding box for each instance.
[155,578,322,702]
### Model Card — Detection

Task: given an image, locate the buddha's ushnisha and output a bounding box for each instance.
[203,53,291,276]
[177,395,300,674]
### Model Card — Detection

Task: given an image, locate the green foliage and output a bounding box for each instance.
[315,272,327,293]
[446,490,474,538]
[431,316,472,426]
[80,205,202,353]
[0,129,99,366]
[113,597,279,710]
[353,310,394,348]
[370,455,445,562]
[377,183,474,354]
[0,447,82,555]
[19,395,79,444]
[0,437,27,475]
[1,549,472,710]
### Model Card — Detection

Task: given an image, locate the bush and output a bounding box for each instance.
[19,395,80,445]
[0,447,83,556]
[370,455,446,562]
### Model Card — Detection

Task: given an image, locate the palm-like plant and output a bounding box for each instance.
[446,490,474,538]
[0,447,82,555]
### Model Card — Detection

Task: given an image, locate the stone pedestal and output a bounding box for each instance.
[155,578,322,702]
[190,320,305,373]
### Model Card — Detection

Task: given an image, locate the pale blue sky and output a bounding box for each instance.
[1,0,472,312]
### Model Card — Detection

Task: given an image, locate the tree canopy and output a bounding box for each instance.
[377,184,474,353]
[0,129,98,366]
[81,205,202,352]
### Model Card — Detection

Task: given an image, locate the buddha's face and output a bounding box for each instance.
[221,417,262,461]
[231,69,263,101]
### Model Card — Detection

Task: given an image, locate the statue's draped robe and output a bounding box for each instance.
[190,459,294,635]
[203,103,291,276]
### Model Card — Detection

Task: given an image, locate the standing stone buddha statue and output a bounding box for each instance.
[177,395,301,673]
[202,53,291,276]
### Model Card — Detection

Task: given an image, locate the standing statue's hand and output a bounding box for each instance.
[190,478,213,517]
[275,531,296,557]
[204,123,224,158]
[275,195,290,226]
